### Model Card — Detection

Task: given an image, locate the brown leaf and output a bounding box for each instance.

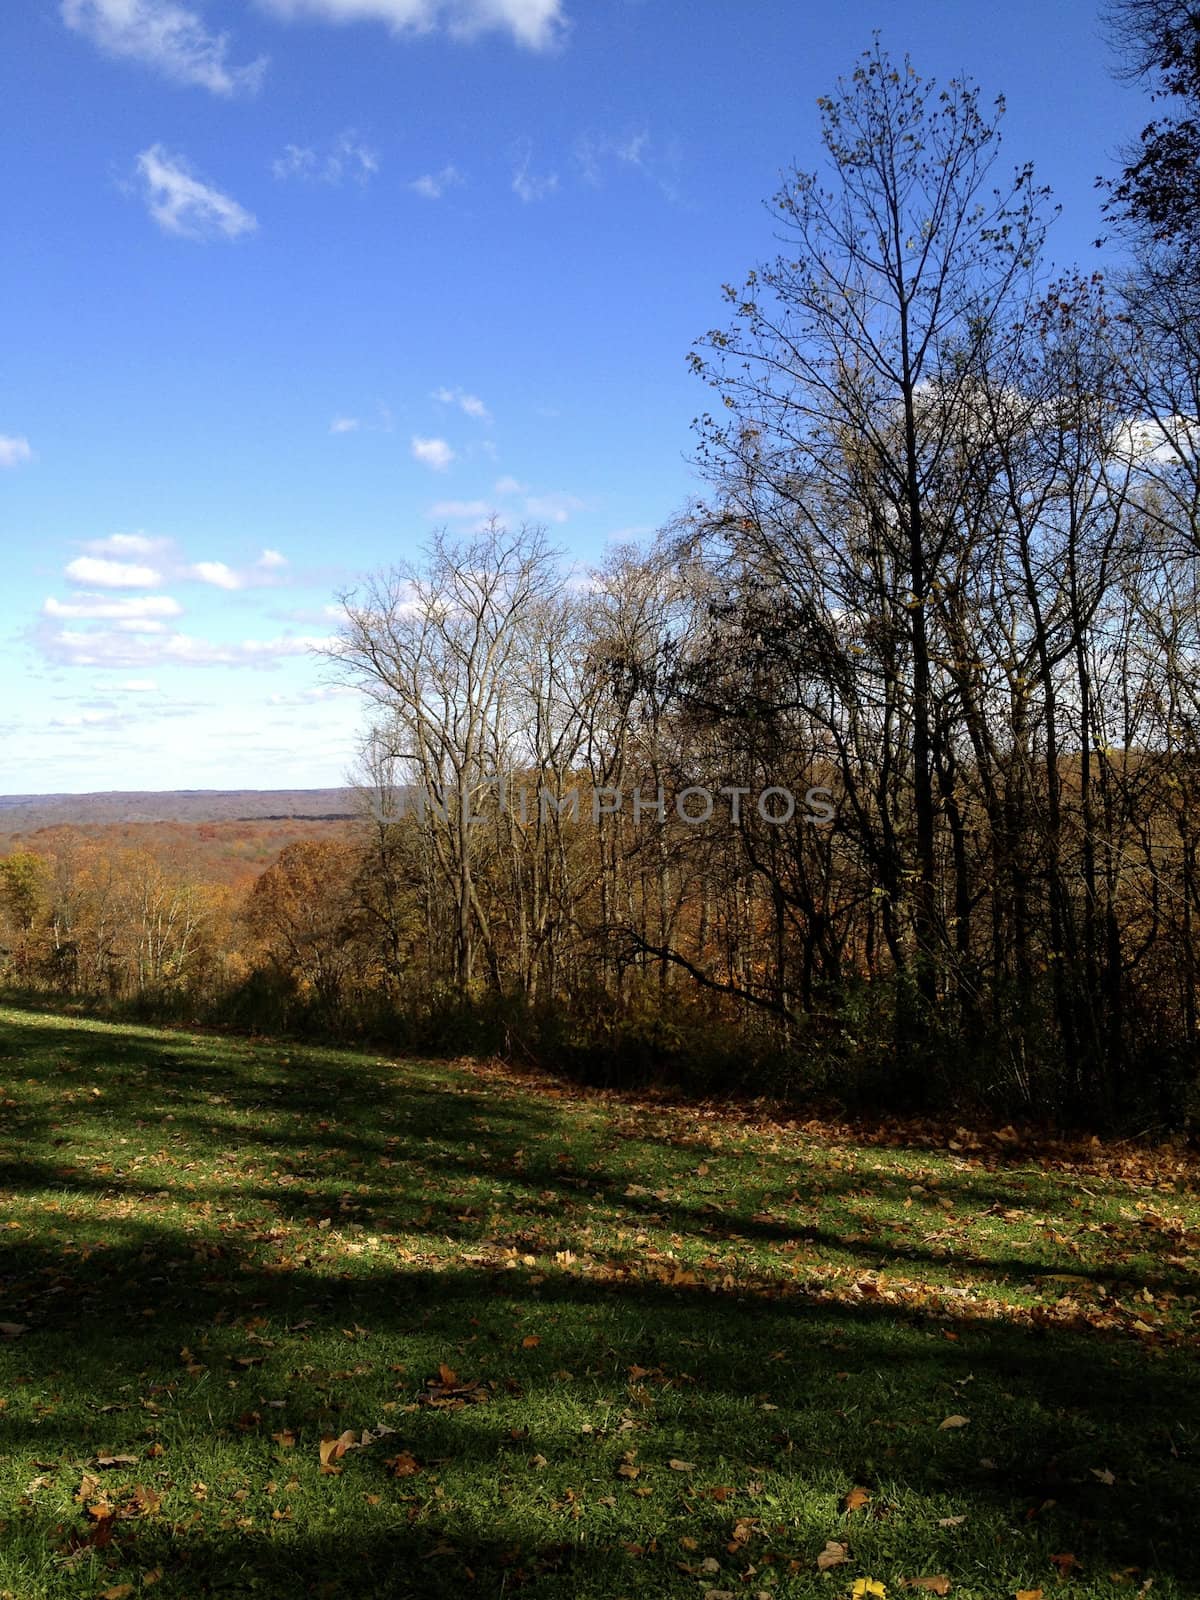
[437,1362,458,1386]
[0,1321,29,1338]
[817,1540,850,1571]
[318,1428,359,1473]
[669,1458,695,1472]
[99,1587,134,1600]
[521,1335,540,1349]
[271,1430,297,1449]
[385,1451,422,1478]
[1015,1591,1044,1600]
[938,1415,970,1430]
[905,1578,951,1595]
[95,1454,138,1468]
[1049,1555,1078,1577]
[844,1485,872,1512]
[937,1515,967,1528]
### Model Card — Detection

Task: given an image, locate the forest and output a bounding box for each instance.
[5,17,1200,1132]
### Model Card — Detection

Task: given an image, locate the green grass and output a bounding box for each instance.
[1,1006,1199,1600]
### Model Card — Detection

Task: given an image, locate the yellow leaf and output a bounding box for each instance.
[852,1581,887,1599]
[938,1415,969,1430]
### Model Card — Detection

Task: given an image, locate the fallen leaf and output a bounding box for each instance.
[385,1452,422,1478]
[271,1430,297,1449]
[1049,1555,1078,1577]
[99,1587,134,1600]
[1090,1467,1116,1486]
[0,1321,29,1338]
[844,1485,872,1512]
[669,1459,695,1472]
[938,1416,970,1430]
[95,1455,138,1468]
[1015,1591,1044,1600]
[905,1579,951,1595]
[937,1515,967,1528]
[817,1540,850,1571]
[318,1429,359,1473]
[853,1582,887,1599]
[521,1335,540,1349]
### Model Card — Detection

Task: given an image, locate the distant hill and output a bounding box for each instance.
[0,789,360,831]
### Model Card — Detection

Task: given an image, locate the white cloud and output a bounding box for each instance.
[44,627,336,669]
[43,594,183,621]
[410,164,464,200]
[1110,413,1199,467]
[256,0,565,51]
[524,490,584,524]
[273,130,379,185]
[61,0,266,95]
[0,435,33,468]
[184,554,289,589]
[511,138,557,203]
[433,386,490,422]
[573,127,683,203]
[65,555,164,588]
[136,145,258,241]
[330,415,361,433]
[494,475,525,496]
[83,531,169,557]
[187,560,243,589]
[429,498,492,519]
[411,435,455,471]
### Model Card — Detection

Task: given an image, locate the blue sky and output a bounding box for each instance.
[1,0,1143,793]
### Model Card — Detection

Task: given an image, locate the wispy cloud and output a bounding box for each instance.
[0,435,34,469]
[83,532,170,557]
[573,126,683,203]
[273,131,379,185]
[432,386,490,422]
[411,435,455,471]
[136,145,258,241]
[511,138,558,203]
[43,594,183,621]
[185,551,290,589]
[429,498,492,520]
[524,490,584,524]
[410,164,464,200]
[65,555,164,589]
[61,0,266,95]
[256,0,565,51]
[329,416,361,434]
[41,627,335,669]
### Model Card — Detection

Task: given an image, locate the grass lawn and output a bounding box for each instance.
[1,1006,1199,1600]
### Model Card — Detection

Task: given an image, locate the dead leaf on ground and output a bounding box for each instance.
[385,1452,422,1477]
[844,1485,872,1512]
[669,1458,695,1472]
[817,1539,850,1571]
[0,1321,29,1338]
[905,1578,951,1595]
[938,1415,970,1430]
[319,1429,360,1473]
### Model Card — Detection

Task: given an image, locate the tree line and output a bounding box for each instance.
[3,11,1199,1125]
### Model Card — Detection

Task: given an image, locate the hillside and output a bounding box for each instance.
[0,789,358,831]
[1,1006,1198,1598]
